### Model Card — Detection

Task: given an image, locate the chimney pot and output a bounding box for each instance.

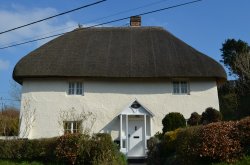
[130,16,141,27]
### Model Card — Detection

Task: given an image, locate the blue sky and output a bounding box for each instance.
[0,0,249,108]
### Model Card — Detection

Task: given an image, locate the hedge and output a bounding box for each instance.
[0,133,127,165]
[0,138,57,162]
[147,116,250,165]
[56,133,127,165]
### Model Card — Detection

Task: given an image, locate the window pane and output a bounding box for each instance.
[73,121,77,129]
[76,82,83,95]
[173,82,179,94]
[64,121,72,134]
[68,82,75,95]
[181,81,188,94]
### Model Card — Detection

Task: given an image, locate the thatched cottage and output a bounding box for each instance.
[13,16,226,158]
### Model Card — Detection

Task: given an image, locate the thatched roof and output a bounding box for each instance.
[13,27,226,84]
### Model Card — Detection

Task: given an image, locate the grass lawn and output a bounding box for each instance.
[0,160,59,165]
[0,160,43,165]
[1,156,249,165]
[212,156,250,165]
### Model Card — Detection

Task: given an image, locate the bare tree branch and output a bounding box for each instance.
[58,107,96,135]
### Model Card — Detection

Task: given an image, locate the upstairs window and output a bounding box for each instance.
[173,81,189,94]
[64,121,82,134]
[68,82,83,95]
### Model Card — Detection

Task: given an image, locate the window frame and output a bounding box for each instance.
[63,121,82,134]
[172,80,190,95]
[68,81,84,95]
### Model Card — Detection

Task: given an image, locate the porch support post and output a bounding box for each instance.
[126,115,128,153]
[144,114,147,150]
[120,114,122,150]
[150,117,152,136]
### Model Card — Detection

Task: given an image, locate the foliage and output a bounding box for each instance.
[0,138,57,162]
[220,39,250,119]
[0,133,126,165]
[220,39,249,77]
[148,117,250,165]
[187,112,201,126]
[147,137,164,165]
[175,126,202,164]
[193,122,242,163]
[218,83,238,120]
[236,116,250,154]
[88,133,126,165]
[55,133,82,164]
[55,133,126,165]
[212,156,250,165]
[147,129,182,165]
[0,108,19,136]
[238,94,250,118]
[0,160,44,165]
[200,107,222,125]
[176,118,250,164]
[163,129,181,154]
[162,112,186,133]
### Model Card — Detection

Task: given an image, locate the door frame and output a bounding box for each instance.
[118,99,154,158]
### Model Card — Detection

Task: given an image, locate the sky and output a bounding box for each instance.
[0,0,249,108]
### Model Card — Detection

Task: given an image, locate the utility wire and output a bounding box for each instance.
[0,0,202,50]
[83,0,170,25]
[0,97,20,102]
[0,0,107,35]
[0,0,169,47]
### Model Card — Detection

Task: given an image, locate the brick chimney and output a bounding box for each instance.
[130,16,141,27]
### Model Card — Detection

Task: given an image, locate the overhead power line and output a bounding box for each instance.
[0,0,107,35]
[0,0,169,47]
[0,97,20,102]
[0,0,202,50]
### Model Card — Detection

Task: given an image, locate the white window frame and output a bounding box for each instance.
[68,81,84,95]
[63,121,82,134]
[172,80,190,95]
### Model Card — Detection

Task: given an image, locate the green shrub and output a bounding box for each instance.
[0,133,126,165]
[175,126,202,164]
[89,133,126,165]
[163,129,181,154]
[200,107,222,125]
[147,137,163,165]
[56,133,126,165]
[187,112,201,126]
[0,138,57,161]
[147,129,181,165]
[162,112,186,133]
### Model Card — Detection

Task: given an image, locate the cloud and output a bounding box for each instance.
[0,5,77,48]
[0,59,10,70]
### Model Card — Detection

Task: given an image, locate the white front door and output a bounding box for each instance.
[127,117,145,157]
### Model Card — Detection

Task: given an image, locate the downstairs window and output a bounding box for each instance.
[63,121,82,134]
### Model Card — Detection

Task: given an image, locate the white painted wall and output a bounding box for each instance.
[19,78,219,139]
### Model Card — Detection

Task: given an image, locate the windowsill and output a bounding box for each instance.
[172,93,190,95]
[66,94,84,96]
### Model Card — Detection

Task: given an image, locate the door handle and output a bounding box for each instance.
[128,134,130,138]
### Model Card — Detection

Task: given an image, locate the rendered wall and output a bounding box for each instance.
[19,79,219,139]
